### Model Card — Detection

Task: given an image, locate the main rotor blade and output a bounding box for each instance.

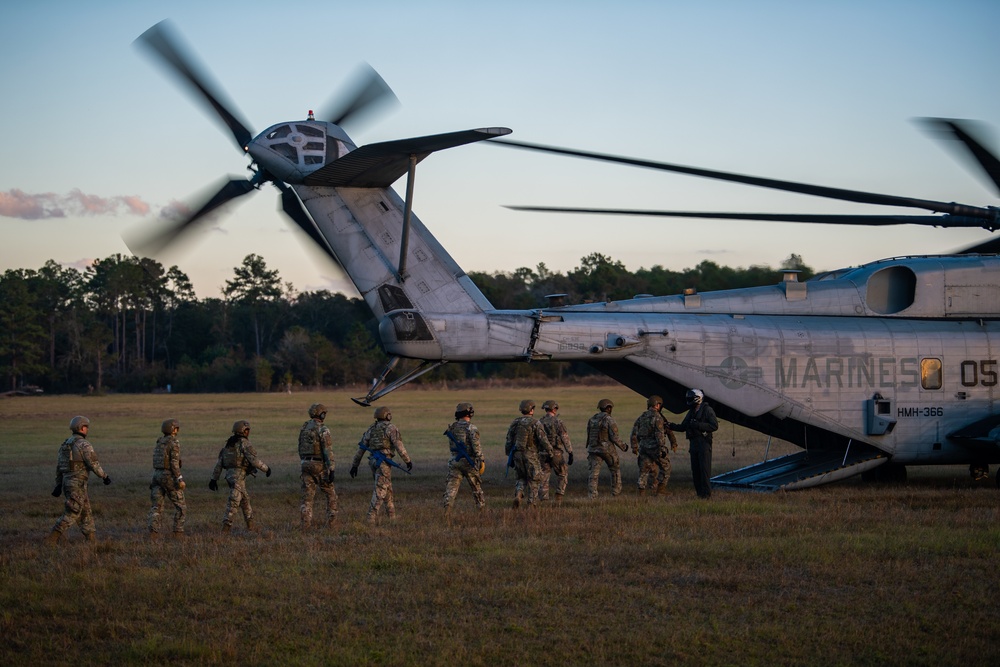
[952,236,1000,255]
[322,63,399,132]
[505,205,993,229]
[135,20,254,151]
[126,178,255,256]
[919,118,1000,197]
[492,138,996,221]
[275,183,345,272]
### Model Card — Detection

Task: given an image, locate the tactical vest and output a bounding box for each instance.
[57,435,86,473]
[587,413,609,449]
[512,416,535,454]
[153,435,172,470]
[298,420,322,458]
[448,421,469,456]
[221,439,244,469]
[636,411,655,439]
[368,421,392,452]
[539,415,558,450]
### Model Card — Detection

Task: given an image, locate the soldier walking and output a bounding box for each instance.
[210,420,271,532]
[504,399,552,508]
[350,406,412,524]
[298,403,338,529]
[668,389,719,499]
[148,418,186,538]
[442,402,486,514]
[586,399,627,498]
[630,396,678,496]
[538,399,573,503]
[46,416,112,544]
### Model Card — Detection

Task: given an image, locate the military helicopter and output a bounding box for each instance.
[134,21,1000,491]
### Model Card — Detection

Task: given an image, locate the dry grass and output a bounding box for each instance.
[1,388,998,666]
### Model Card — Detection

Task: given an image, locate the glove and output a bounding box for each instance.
[51,483,62,497]
[406,461,413,472]
[177,479,187,490]
[209,479,218,491]
[103,476,112,486]
[568,452,574,465]
[478,460,486,475]
[350,466,358,479]
[327,469,335,484]
[265,467,272,478]
[672,444,678,453]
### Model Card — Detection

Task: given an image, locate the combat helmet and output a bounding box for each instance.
[686,389,704,406]
[542,400,559,412]
[161,418,180,435]
[455,402,475,418]
[519,399,536,415]
[647,395,663,409]
[69,415,90,433]
[597,398,614,412]
[232,420,251,436]
[374,406,392,421]
[308,403,328,419]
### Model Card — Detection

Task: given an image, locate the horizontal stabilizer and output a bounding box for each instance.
[948,414,1000,451]
[711,444,887,491]
[304,127,512,188]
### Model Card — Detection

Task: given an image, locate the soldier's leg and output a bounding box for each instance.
[587,453,603,498]
[240,484,254,528]
[513,458,528,507]
[52,480,85,536]
[149,484,166,533]
[320,479,338,524]
[525,460,541,506]
[636,454,652,491]
[385,482,396,519]
[78,484,96,537]
[223,480,241,528]
[538,460,552,501]
[300,467,317,527]
[368,467,389,522]
[609,454,622,496]
[658,454,672,490]
[468,472,486,509]
[443,464,462,510]
[169,487,187,533]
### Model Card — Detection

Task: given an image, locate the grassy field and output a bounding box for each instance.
[1,386,998,666]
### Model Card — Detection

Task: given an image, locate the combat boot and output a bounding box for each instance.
[149,530,162,541]
[84,533,96,543]
[171,531,187,541]
[246,519,259,533]
[656,483,669,496]
[554,494,563,505]
[637,487,647,497]
[44,530,61,546]
[221,524,232,534]
[512,496,521,509]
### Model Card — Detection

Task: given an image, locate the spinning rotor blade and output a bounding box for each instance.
[322,63,399,132]
[492,138,996,222]
[135,20,254,151]
[126,178,255,256]
[275,183,345,271]
[919,118,1000,197]
[505,206,989,229]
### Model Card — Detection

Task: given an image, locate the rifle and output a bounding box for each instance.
[358,441,411,475]
[444,429,478,469]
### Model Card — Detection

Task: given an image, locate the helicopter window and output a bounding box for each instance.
[304,142,324,151]
[866,266,916,314]
[271,143,298,161]
[297,124,325,138]
[920,358,942,390]
[266,125,292,140]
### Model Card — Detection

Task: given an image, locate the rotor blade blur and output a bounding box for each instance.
[505,205,992,229]
[491,138,996,221]
[322,63,399,132]
[135,20,254,151]
[952,236,1000,255]
[919,118,1000,197]
[126,178,255,256]
[276,183,345,272]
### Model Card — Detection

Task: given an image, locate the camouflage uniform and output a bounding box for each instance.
[443,419,486,511]
[504,410,552,508]
[630,407,678,495]
[586,408,627,498]
[148,426,186,535]
[539,409,573,501]
[211,428,270,530]
[298,416,338,528]
[351,419,411,523]
[50,425,110,540]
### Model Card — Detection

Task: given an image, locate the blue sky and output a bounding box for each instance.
[2,1,999,297]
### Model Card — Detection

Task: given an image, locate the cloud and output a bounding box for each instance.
[0,189,153,220]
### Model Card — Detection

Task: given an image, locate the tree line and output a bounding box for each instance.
[0,252,812,394]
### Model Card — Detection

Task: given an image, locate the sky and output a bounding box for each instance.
[2,0,1000,298]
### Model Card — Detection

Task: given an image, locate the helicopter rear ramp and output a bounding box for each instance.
[711,445,888,491]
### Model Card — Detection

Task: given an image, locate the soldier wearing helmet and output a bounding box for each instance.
[442,402,486,514]
[585,398,628,498]
[667,389,718,499]
[45,416,112,545]
[538,399,574,503]
[210,419,271,532]
[630,396,679,497]
[298,403,338,529]
[504,399,553,508]
[350,405,412,524]
[148,418,186,539]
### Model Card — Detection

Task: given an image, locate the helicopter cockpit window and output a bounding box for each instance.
[920,358,942,390]
[298,124,324,138]
[266,125,292,140]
